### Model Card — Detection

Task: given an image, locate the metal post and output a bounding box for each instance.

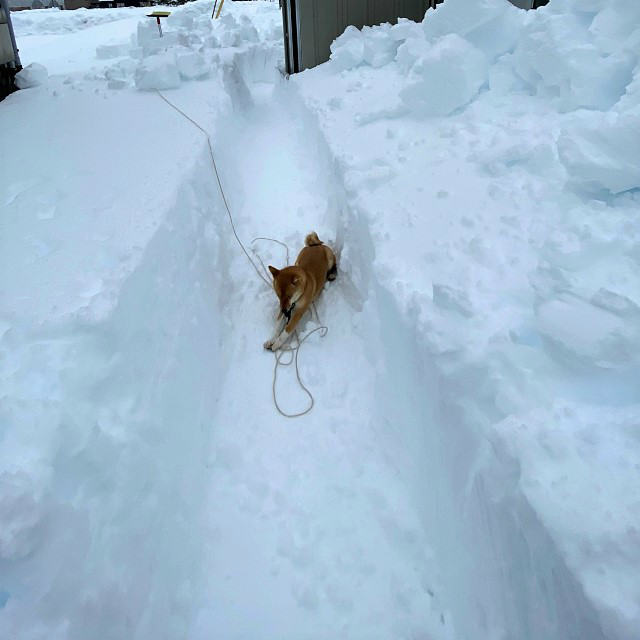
[0,0,21,69]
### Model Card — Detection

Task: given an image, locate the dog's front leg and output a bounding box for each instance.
[285,305,306,335]
[264,312,287,350]
[270,306,306,351]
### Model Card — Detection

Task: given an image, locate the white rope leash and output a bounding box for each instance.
[271,324,328,418]
[156,90,327,418]
[250,236,289,282]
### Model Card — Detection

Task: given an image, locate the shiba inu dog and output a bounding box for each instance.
[264,232,337,351]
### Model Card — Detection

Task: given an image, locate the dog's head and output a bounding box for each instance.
[268,265,306,319]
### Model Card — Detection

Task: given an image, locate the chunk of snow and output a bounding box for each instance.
[176,51,208,80]
[14,63,48,89]
[389,17,424,43]
[432,283,473,317]
[135,53,181,91]
[399,34,488,116]
[136,20,180,55]
[511,12,637,111]
[329,25,365,71]
[136,19,161,45]
[422,0,525,61]
[362,27,398,68]
[537,294,640,368]
[589,0,640,54]
[558,113,640,194]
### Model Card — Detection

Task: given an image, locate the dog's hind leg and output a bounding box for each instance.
[324,246,337,282]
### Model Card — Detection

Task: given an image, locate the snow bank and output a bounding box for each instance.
[494,402,640,640]
[0,166,224,638]
[328,0,640,195]
[297,0,640,638]
[0,5,271,633]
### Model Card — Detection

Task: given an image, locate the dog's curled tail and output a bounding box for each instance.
[305,232,323,247]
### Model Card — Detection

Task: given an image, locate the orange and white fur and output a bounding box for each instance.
[264,232,337,351]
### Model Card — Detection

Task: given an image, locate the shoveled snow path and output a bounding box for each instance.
[190,83,451,640]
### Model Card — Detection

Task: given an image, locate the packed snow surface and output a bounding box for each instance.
[11,6,151,36]
[1,0,639,639]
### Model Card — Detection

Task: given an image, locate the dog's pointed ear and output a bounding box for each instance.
[268,265,280,278]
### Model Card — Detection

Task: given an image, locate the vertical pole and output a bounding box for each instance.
[282,0,291,74]
[0,0,21,68]
[215,0,225,19]
[211,0,218,19]
[288,0,299,72]
[156,15,163,37]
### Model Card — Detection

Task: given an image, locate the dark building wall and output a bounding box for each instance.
[286,0,434,73]
[64,0,91,9]
[0,0,20,100]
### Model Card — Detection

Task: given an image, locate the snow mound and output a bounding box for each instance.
[328,0,640,122]
[83,0,284,91]
[14,63,48,89]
